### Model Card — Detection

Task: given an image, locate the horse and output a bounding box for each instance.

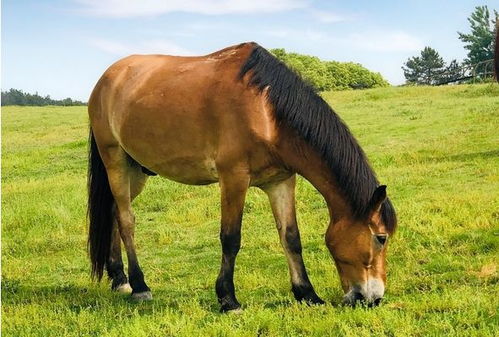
[87,42,397,312]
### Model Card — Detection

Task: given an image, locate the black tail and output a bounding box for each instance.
[87,128,114,280]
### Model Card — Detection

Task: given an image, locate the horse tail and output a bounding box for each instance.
[87,128,114,281]
[495,20,499,82]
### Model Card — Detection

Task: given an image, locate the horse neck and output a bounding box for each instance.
[276,127,353,223]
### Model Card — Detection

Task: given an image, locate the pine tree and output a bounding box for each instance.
[458,6,498,75]
[402,47,446,85]
[441,60,463,84]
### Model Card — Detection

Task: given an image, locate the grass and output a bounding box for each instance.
[2,84,499,336]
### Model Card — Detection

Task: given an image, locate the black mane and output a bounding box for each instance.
[239,44,396,232]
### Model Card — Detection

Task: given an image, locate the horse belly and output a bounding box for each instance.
[151,156,219,185]
[121,135,220,185]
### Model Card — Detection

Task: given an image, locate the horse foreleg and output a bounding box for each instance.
[263,175,324,305]
[215,172,249,312]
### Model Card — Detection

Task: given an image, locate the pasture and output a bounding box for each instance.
[2,84,498,336]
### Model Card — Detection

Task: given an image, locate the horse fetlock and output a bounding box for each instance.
[291,284,324,305]
[130,281,150,295]
[219,295,241,313]
[128,266,150,294]
[109,270,128,290]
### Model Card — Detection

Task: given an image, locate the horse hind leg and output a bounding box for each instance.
[107,215,130,292]
[101,146,151,300]
[107,164,148,294]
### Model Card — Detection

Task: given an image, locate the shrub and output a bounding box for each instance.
[271,48,389,91]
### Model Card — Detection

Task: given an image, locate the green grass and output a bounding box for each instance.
[2,84,499,336]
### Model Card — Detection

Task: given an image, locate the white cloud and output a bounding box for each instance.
[266,29,291,38]
[88,38,193,56]
[88,38,130,55]
[266,28,326,41]
[139,40,194,55]
[76,0,307,17]
[264,27,422,53]
[309,9,345,23]
[348,31,423,52]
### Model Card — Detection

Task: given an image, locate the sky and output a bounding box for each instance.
[2,0,497,101]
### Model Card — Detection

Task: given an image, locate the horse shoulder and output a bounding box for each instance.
[246,88,279,145]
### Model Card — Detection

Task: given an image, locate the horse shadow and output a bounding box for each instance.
[3,277,344,314]
[2,277,224,315]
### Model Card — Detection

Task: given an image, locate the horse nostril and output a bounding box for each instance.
[368,297,382,307]
[353,292,365,302]
[343,292,365,307]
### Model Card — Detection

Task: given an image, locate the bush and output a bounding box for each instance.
[271,48,389,91]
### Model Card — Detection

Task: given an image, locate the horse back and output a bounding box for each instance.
[88,43,284,185]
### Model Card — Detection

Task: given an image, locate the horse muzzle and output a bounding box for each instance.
[342,279,385,307]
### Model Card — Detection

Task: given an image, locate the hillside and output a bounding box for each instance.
[2,84,498,337]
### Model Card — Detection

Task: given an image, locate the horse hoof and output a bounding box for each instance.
[115,283,132,294]
[226,307,244,314]
[306,296,325,306]
[131,291,153,301]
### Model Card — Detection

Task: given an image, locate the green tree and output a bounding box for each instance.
[458,6,498,75]
[402,47,446,85]
[1,88,86,106]
[270,48,388,91]
[441,59,464,84]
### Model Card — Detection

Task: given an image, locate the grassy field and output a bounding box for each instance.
[2,84,499,336]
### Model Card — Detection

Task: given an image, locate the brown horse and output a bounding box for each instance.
[87,42,397,312]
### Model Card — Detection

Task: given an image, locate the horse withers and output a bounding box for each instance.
[87,42,397,311]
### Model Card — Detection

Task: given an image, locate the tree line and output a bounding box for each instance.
[1,88,86,106]
[403,6,497,85]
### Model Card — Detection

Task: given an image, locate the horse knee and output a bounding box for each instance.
[284,225,302,255]
[220,231,241,256]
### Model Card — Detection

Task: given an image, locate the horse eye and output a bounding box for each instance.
[374,234,387,246]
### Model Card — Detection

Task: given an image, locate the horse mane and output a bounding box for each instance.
[238,43,397,233]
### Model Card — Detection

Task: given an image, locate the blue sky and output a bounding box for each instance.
[2,0,497,101]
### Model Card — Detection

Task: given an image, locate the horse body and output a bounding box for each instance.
[90,44,290,187]
[88,42,396,311]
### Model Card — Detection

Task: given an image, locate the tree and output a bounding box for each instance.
[458,6,498,75]
[270,48,389,90]
[402,47,446,85]
[441,59,464,84]
[1,88,86,106]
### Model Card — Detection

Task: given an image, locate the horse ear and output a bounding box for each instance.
[369,185,387,214]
